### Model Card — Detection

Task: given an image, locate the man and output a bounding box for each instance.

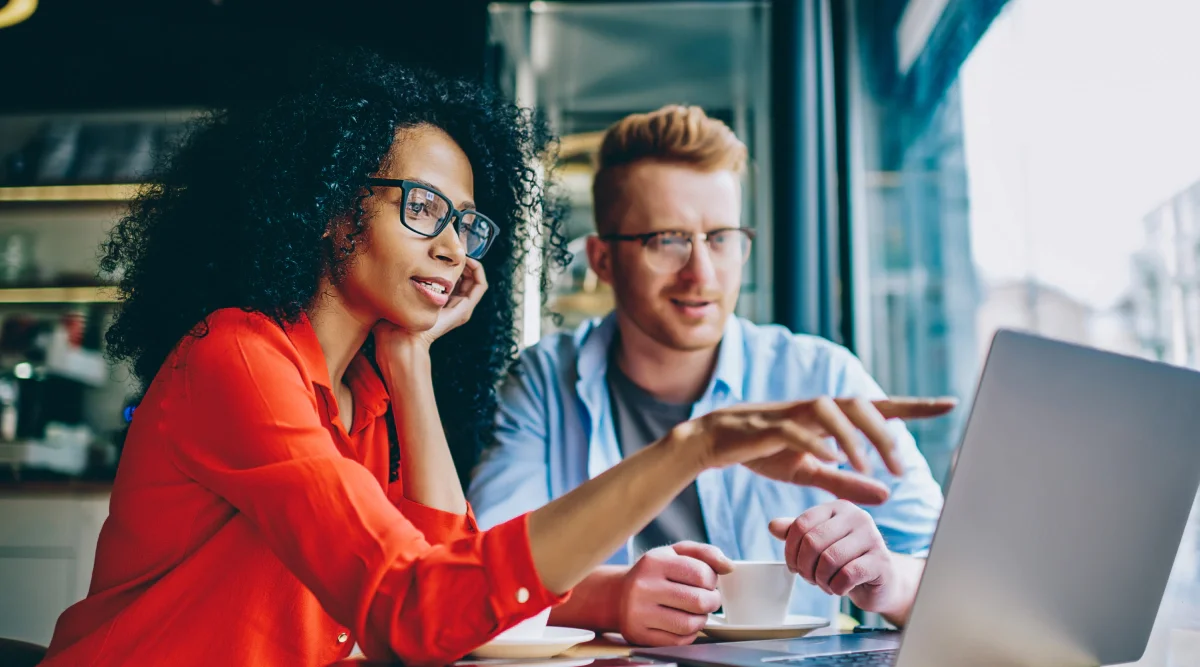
[468,105,943,646]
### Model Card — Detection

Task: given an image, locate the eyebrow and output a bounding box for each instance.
[406,177,476,210]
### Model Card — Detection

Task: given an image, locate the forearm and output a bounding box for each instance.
[528,430,703,593]
[547,566,627,630]
[380,344,467,515]
[879,554,925,627]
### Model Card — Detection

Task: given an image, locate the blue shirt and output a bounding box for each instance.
[468,314,944,620]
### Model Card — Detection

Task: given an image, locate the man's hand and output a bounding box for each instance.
[769,501,920,625]
[618,542,732,646]
[682,397,956,505]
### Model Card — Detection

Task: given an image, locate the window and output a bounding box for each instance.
[848,0,1200,661]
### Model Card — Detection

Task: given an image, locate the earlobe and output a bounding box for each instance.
[322,215,343,240]
[323,215,358,258]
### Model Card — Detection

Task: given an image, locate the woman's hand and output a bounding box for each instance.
[423,258,488,343]
[372,260,487,516]
[374,259,488,365]
[672,397,956,504]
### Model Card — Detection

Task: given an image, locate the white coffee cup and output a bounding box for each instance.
[717,560,797,625]
[495,606,551,640]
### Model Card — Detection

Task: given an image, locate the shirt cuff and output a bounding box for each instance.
[394,496,480,544]
[482,513,571,627]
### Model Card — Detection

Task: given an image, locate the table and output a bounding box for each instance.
[327,630,848,667]
[327,637,635,666]
[328,621,848,666]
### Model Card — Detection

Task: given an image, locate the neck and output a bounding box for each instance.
[306,285,373,388]
[612,313,721,405]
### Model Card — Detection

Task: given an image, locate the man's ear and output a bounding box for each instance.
[586,234,615,286]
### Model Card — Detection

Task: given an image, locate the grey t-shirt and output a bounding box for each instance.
[606,359,709,556]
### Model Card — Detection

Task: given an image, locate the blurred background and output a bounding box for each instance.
[0,0,1198,663]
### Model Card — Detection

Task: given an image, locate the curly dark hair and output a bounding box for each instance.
[101,48,569,483]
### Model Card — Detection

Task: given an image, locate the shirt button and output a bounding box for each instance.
[337,632,349,643]
[516,587,530,604]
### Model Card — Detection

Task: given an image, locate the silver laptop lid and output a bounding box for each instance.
[897,330,1200,667]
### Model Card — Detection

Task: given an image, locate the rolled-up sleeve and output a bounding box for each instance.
[166,326,565,666]
[392,492,482,544]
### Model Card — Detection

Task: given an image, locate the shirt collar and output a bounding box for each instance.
[346,355,391,425]
[575,314,618,389]
[283,312,332,389]
[576,312,745,402]
[283,313,390,425]
[712,314,745,401]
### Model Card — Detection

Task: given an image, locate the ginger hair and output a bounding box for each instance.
[592,105,747,233]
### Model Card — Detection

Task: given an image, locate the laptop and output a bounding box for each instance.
[636,329,1200,667]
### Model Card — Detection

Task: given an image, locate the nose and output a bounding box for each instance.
[677,237,719,286]
[430,217,467,265]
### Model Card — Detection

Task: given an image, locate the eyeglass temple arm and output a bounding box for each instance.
[599,233,659,245]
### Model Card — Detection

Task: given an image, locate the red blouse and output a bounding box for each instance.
[42,309,564,666]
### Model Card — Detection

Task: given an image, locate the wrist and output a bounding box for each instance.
[377,340,432,380]
[858,551,914,622]
[660,420,710,478]
[556,566,627,631]
[604,569,631,630]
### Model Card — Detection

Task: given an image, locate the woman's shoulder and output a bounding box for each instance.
[199,308,284,337]
[144,308,318,421]
[174,308,300,369]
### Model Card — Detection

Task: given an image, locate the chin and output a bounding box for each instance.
[658,326,724,352]
[380,308,438,333]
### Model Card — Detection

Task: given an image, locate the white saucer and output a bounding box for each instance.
[703,614,829,641]
[469,627,597,659]
[458,659,595,667]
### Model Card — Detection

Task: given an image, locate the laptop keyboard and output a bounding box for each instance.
[773,650,897,666]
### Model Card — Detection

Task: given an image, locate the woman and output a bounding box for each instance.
[42,50,951,666]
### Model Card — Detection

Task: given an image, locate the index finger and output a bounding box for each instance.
[802,465,890,505]
[873,397,957,420]
[671,542,734,577]
[812,397,869,474]
[662,555,721,590]
[838,398,901,476]
[465,258,488,290]
[453,261,487,303]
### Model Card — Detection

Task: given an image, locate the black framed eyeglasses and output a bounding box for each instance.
[366,178,499,260]
[599,228,755,274]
